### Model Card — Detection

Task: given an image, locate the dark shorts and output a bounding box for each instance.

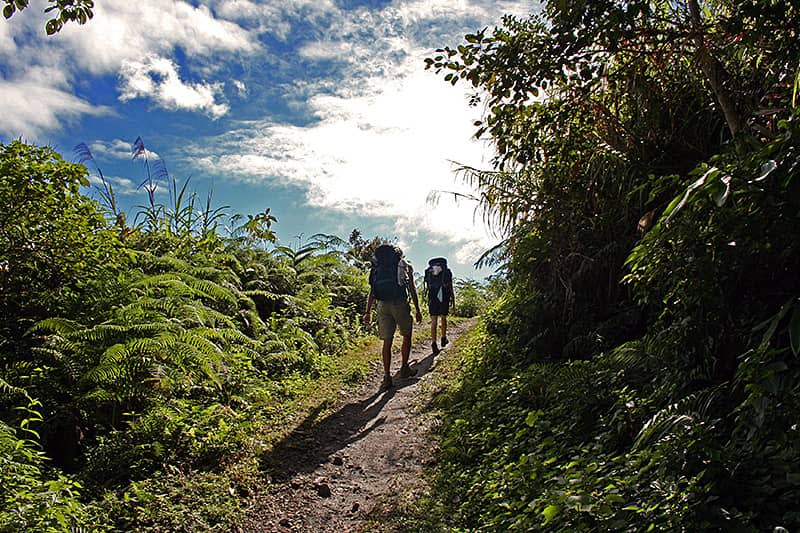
[428,297,450,316]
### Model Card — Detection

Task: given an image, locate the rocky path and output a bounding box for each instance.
[240,320,472,532]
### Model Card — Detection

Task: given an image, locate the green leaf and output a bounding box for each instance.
[45,19,59,34]
[759,300,793,350]
[711,175,732,207]
[605,493,626,504]
[753,160,777,182]
[541,504,561,525]
[663,166,719,224]
[790,306,800,356]
[525,410,541,427]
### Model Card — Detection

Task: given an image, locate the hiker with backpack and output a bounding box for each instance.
[363,244,423,390]
[424,257,455,355]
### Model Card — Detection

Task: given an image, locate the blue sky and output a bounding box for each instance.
[0,0,534,279]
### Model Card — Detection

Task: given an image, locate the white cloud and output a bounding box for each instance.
[208,0,336,40]
[118,55,229,118]
[89,138,160,161]
[0,80,110,140]
[57,0,259,75]
[0,0,258,138]
[179,0,536,262]
[232,79,247,97]
[191,52,499,260]
[0,16,18,55]
[87,174,139,196]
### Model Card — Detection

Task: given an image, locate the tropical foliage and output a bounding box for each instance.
[423,0,800,531]
[0,139,372,530]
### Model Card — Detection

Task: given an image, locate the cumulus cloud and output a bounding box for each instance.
[0,80,110,139]
[57,0,259,75]
[118,55,229,118]
[190,54,499,260]
[0,0,258,139]
[180,0,534,262]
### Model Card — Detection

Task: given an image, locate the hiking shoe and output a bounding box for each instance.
[441,336,449,348]
[380,374,393,390]
[432,342,440,355]
[400,364,417,378]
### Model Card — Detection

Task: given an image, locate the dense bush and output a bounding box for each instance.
[425,0,800,531]
[0,139,371,529]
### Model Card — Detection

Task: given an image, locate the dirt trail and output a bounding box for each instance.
[241,321,472,532]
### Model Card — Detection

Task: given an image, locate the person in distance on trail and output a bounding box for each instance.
[423,257,455,356]
[363,244,423,390]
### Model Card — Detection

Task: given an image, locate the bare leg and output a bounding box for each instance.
[381,338,393,376]
[430,315,438,340]
[441,315,448,341]
[401,333,412,366]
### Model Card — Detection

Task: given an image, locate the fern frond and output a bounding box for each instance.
[119,297,184,320]
[30,346,85,380]
[81,388,119,403]
[69,323,135,342]
[175,273,238,307]
[126,337,164,355]
[84,363,123,385]
[177,331,223,359]
[83,341,157,385]
[130,275,197,297]
[0,376,28,399]
[27,317,84,336]
[260,339,289,353]
[191,326,254,346]
[32,335,78,356]
[243,289,283,301]
[150,254,192,273]
[550,360,594,388]
[194,306,238,329]
[633,385,724,450]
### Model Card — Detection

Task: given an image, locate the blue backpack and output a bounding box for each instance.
[369,245,407,301]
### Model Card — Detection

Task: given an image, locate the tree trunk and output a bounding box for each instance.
[687,0,745,139]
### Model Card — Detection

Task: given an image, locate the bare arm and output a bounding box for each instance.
[363,290,374,326]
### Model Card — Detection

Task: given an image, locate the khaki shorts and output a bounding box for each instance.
[376,299,413,340]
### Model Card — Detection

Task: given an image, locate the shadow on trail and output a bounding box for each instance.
[259,344,439,480]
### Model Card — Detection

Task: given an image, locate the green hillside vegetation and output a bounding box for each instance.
[0,140,430,530]
[0,137,492,531]
[415,0,800,531]
[3,0,799,531]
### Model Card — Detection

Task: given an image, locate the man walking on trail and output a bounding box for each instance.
[424,257,455,356]
[363,244,423,390]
